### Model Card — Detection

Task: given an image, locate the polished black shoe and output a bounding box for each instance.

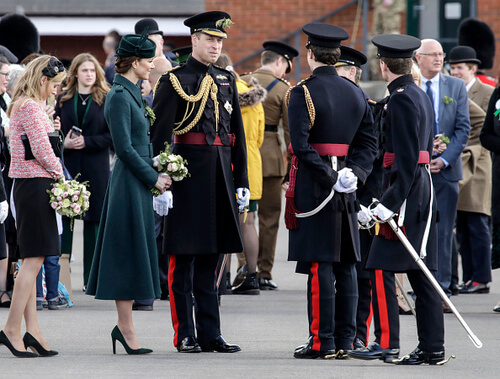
[259,278,278,290]
[459,282,489,294]
[395,347,445,365]
[132,302,154,311]
[0,330,39,358]
[352,337,366,351]
[176,336,201,353]
[201,336,241,353]
[293,344,336,359]
[232,265,247,288]
[450,284,460,296]
[23,332,58,357]
[232,272,260,295]
[347,342,399,363]
[493,303,500,313]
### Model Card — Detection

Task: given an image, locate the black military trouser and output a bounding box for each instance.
[168,253,221,349]
[370,269,445,352]
[304,261,358,352]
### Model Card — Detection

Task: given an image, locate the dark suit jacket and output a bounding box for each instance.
[435,73,471,182]
[55,94,112,222]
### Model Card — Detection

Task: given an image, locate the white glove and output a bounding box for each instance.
[236,187,250,212]
[333,168,358,193]
[152,155,160,168]
[0,200,8,224]
[373,203,395,221]
[153,191,173,216]
[357,204,372,225]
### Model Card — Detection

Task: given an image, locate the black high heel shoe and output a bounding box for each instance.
[0,330,38,358]
[111,326,152,355]
[0,291,11,308]
[23,332,58,356]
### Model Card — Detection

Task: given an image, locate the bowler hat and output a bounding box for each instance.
[448,46,481,65]
[135,18,163,36]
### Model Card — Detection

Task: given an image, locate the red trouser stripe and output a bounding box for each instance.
[366,287,373,344]
[375,269,390,349]
[310,263,321,351]
[168,255,179,347]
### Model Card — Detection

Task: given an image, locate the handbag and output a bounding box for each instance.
[21,131,63,160]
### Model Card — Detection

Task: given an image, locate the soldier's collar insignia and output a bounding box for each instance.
[397,88,404,92]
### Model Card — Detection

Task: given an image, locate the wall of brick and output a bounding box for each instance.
[206,0,364,82]
[207,0,499,83]
[477,1,500,80]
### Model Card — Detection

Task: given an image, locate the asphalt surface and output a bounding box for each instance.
[1,217,499,378]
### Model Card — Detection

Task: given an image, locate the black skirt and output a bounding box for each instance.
[14,178,60,258]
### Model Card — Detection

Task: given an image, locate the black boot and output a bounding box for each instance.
[232,272,260,295]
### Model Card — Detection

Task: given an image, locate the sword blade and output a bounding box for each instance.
[387,218,482,349]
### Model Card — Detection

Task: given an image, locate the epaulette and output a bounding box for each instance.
[154,67,182,95]
[367,99,377,105]
[396,88,405,93]
[278,76,291,86]
[285,77,315,129]
[285,76,313,107]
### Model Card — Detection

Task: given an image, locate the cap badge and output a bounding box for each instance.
[216,18,234,29]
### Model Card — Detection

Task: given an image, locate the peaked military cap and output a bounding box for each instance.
[135,18,163,36]
[0,45,18,63]
[372,34,421,58]
[302,23,349,48]
[448,46,481,65]
[184,11,233,39]
[172,46,192,64]
[336,46,367,68]
[116,32,156,59]
[263,41,298,73]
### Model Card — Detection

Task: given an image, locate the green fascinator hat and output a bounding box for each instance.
[116,30,156,58]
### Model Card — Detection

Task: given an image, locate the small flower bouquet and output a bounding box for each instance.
[443,96,454,105]
[47,177,90,229]
[152,143,190,197]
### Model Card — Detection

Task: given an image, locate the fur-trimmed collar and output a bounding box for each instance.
[238,77,267,107]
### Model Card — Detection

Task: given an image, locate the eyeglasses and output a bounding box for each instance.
[419,52,446,59]
[0,71,9,77]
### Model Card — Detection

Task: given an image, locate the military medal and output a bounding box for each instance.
[224,101,233,114]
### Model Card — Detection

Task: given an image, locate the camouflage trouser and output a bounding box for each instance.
[368,8,403,79]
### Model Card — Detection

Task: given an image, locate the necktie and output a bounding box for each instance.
[426,80,438,135]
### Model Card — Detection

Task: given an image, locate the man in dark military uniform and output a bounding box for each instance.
[288,23,377,359]
[151,11,248,354]
[240,41,298,290]
[336,45,385,351]
[348,34,445,365]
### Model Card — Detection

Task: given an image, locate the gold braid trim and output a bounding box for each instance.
[168,72,220,135]
[302,85,315,129]
[285,86,293,107]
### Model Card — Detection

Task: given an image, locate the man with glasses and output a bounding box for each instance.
[415,39,470,308]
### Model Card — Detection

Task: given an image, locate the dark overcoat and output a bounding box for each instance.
[365,74,438,272]
[287,66,377,264]
[55,93,112,222]
[86,74,160,300]
[152,56,248,255]
[480,87,500,223]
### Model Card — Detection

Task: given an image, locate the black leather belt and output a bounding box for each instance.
[265,124,278,132]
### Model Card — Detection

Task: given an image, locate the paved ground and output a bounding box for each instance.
[1,217,499,378]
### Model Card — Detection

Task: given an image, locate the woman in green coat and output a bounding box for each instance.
[86,33,171,354]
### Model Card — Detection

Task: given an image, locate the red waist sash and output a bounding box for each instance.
[285,143,350,230]
[288,143,349,157]
[174,132,235,147]
[383,151,430,168]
